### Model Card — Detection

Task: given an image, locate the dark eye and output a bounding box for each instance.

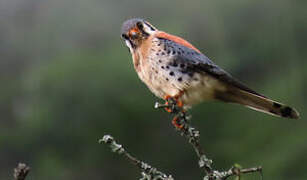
[122,34,129,40]
[136,22,143,29]
[130,31,138,39]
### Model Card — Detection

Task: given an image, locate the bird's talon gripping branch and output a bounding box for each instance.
[163,95,174,113]
[164,101,172,113]
[162,93,184,113]
[172,116,184,129]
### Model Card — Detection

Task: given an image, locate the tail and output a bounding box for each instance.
[215,88,300,119]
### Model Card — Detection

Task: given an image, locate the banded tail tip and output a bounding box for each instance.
[272,102,300,119]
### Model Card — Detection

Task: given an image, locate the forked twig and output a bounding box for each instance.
[155,98,262,180]
[99,135,173,180]
[101,98,263,180]
[13,163,30,180]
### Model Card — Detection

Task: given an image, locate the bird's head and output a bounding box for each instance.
[121,18,157,53]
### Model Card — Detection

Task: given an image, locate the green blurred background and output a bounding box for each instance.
[0,0,306,179]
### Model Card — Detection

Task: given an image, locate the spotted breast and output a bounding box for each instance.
[135,33,225,106]
[122,18,299,119]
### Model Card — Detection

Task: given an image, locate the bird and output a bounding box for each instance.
[120,18,300,122]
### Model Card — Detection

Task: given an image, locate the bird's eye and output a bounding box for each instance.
[122,34,129,40]
[130,31,138,39]
[136,22,143,29]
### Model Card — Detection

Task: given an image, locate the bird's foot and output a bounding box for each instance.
[156,94,187,129]
[172,116,184,129]
[164,101,172,113]
[163,95,173,113]
[163,94,184,113]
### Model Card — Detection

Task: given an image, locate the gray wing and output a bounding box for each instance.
[159,37,265,98]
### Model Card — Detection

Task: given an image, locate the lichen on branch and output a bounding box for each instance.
[13,163,30,180]
[99,135,174,180]
[101,98,263,180]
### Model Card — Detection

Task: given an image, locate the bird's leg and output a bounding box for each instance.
[174,91,184,108]
[163,95,173,113]
[163,92,186,129]
[163,91,184,113]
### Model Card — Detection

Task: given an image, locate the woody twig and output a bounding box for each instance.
[13,163,30,180]
[101,98,263,180]
[155,98,262,180]
[99,135,173,180]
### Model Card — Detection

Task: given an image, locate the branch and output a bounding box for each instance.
[99,135,174,180]
[155,98,262,180]
[101,98,263,180]
[13,163,30,180]
[155,99,213,175]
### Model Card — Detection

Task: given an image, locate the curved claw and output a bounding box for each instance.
[163,92,184,112]
[172,116,183,129]
[164,101,172,113]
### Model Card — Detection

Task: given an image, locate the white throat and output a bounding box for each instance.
[125,40,134,53]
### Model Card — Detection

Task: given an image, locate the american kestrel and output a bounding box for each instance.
[121,18,299,119]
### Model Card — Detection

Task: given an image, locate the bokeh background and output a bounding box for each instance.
[0,0,306,179]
